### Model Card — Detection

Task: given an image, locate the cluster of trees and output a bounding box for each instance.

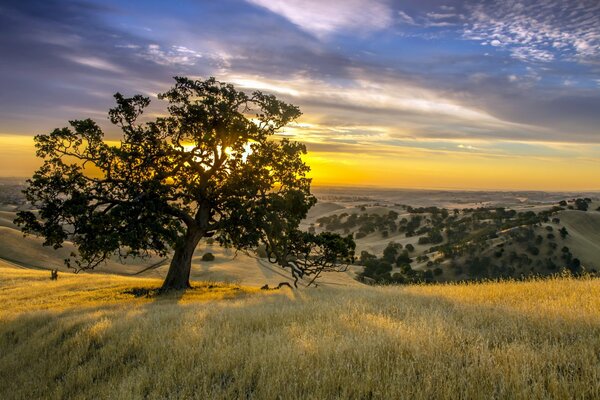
[354,199,593,283]
[315,205,465,241]
[315,211,401,239]
[559,198,592,211]
[358,242,440,284]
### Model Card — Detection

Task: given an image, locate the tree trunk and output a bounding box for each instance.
[161,228,203,291]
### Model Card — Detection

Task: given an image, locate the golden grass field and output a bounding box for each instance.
[1,262,599,399]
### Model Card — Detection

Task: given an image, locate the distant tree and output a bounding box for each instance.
[395,250,412,266]
[359,250,377,264]
[382,242,401,263]
[559,227,569,239]
[568,258,581,274]
[15,77,354,291]
[574,198,588,211]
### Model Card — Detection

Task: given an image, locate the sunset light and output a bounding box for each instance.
[1,2,599,398]
[1,0,598,190]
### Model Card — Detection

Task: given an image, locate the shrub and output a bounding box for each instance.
[201,253,215,261]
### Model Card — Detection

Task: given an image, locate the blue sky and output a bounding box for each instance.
[1,0,599,188]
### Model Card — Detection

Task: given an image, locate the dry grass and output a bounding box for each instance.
[1,264,599,399]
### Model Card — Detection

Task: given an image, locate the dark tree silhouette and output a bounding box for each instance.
[15,77,354,291]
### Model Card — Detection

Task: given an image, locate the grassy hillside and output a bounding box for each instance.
[1,263,599,399]
[560,210,600,268]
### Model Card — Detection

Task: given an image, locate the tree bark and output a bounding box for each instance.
[161,227,203,291]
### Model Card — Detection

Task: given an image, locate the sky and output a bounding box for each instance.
[0,0,599,190]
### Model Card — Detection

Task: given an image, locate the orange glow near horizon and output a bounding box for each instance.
[1,134,599,191]
[301,146,600,191]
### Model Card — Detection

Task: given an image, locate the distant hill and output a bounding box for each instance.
[1,186,598,287]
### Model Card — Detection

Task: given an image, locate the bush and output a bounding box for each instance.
[559,227,569,239]
[423,270,434,281]
[201,253,215,261]
[433,267,443,276]
[405,244,415,252]
[396,250,412,266]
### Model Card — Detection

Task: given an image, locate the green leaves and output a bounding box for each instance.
[15,76,354,286]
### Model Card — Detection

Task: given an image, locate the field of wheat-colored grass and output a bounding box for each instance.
[1,263,599,399]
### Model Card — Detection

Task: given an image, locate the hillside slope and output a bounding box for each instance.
[559,210,600,269]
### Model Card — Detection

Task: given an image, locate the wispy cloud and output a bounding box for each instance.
[397,11,416,26]
[65,55,124,74]
[138,44,203,66]
[245,0,393,36]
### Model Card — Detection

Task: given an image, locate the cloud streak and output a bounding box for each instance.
[245,0,393,36]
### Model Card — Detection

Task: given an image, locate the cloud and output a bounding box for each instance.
[457,144,480,151]
[426,12,457,20]
[397,10,416,25]
[138,44,203,66]
[244,0,393,36]
[462,0,600,63]
[1,0,599,151]
[66,55,125,74]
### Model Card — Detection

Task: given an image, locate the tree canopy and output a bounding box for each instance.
[16,77,354,290]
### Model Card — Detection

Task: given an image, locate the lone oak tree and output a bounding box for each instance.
[16,77,354,290]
